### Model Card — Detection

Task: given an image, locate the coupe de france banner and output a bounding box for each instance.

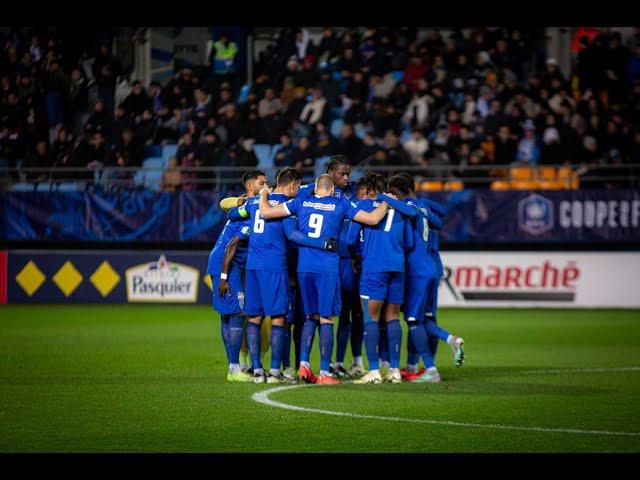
[2,189,640,243]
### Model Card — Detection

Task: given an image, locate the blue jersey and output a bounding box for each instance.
[352,199,408,273]
[241,192,291,272]
[404,199,445,278]
[297,181,357,201]
[284,195,360,273]
[207,218,251,276]
[416,198,444,278]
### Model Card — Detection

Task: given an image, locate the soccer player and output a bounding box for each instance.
[228,167,337,383]
[207,170,266,382]
[297,155,365,378]
[258,173,390,384]
[393,172,465,377]
[347,172,413,384]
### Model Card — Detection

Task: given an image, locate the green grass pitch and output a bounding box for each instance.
[1,305,639,452]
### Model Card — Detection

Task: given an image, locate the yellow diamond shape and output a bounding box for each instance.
[203,274,213,291]
[16,261,46,297]
[52,261,83,297]
[90,261,120,297]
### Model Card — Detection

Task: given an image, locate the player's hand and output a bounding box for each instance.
[259,187,270,197]
[385,192,398,199]
[218,278,230,298]
[323,237,338,252]
[237,194,247,206]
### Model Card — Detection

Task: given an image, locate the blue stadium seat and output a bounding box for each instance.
[331,71,342,82]
[144,144,162,159]
[254,144,273,169]
[162,144,179,167]
[330,119,344,138]
[57,182,84,192]
[10,182,35,192]
[142,157,164,191]
[133,169,146,187]
[237,85,251,104]
[400,130,413,144]
[330,106,344,120]
[354,123,367,139]
[35,182,54,192]
[391,70,404,83]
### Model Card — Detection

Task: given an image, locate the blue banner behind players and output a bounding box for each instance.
[1,189,639,243]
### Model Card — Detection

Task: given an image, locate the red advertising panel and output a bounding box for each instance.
[0,251,7,304]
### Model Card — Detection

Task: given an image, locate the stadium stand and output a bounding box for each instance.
[1,27,639,192]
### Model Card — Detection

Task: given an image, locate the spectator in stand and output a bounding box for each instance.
[162,155,181,192]
[70,131,112,181]
[122,81,152,120]
[383,129,411,166]
[22,140,52,182]
[92,43,121,118]
[333,123,362,163]
[84,99,108,135]
[116,128,143,167]
[403,54,428,91]
[299,87,329,126]
[516,120,541,165]
[258,88,282,118]
[540,126,565,165]
[402,129,429,164]
[51,126,74,171]
[493,125,518,165]
[135,108,157,145]
[402,88,429,129]
[274,133,294,167]
[198,128,223,167]
[210,31,238,89]
[290,135,315,170]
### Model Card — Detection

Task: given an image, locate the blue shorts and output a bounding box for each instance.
[404,275,429,322]
[424,277,440,318]
[298,272,342,318]
[212,272,245,315]
[360,271,404,305]
[339,257,359,297]
[245,269,290,317]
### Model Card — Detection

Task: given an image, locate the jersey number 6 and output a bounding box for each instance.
[254,209,265,233]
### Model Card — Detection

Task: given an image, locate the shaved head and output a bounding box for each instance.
[315,174,335,196]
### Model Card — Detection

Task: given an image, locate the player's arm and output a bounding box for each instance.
[346,220,363,248]
[219,195,247,212]
[403,218,415,252]
[426,208,443,231]
[377,193,419,218]
[257,188,291,219]
[218,236,244,297]
[227,203,250,222]
[282,216,337,252]
[422,199,447,217]
[351,202,389,226]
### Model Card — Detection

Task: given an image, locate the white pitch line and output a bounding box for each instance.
[251,366,640,438]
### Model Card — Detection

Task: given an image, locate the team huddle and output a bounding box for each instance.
[207,156,465,385]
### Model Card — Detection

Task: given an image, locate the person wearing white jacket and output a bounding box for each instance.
[402,92,429,129]
[402,129,429,163]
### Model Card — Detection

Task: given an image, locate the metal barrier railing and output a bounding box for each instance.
[0,162,638,191]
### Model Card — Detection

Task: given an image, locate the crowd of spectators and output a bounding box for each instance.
[2,27,640,190]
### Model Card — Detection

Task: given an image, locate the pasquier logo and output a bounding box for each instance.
[443,260,580,302]
[125,254,199,303]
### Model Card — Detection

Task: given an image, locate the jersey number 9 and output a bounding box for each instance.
[308,213,323,238]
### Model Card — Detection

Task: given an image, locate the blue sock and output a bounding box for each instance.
[336,307,351,363]
[270,325,285,371]
[293,319,303,367]
[411,320,434,368]
[350,307,363,358]
[300,318,318,364]
[282,325,292,369]
[425,317,449,356]
[364,322,380,371]
[378,321,390,363]
[246,322,262,370]
[227,314,244,365]
[386,320,402,369]
[220,314,231,363]
[406,323,419,366]
[319,323,334,372]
